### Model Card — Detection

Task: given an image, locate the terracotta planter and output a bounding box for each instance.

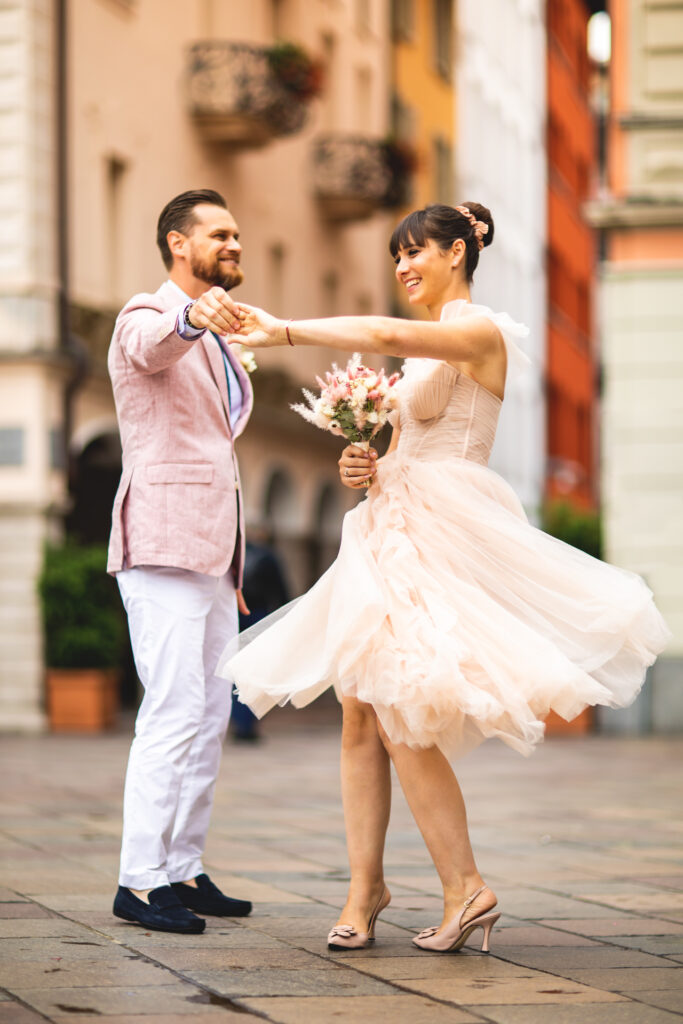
[46,668,119,733]
[545,707,593,736]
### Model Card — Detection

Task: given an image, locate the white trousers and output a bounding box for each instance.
[116,566,238,889]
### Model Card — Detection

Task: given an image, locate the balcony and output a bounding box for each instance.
[312,135,414,221]
[187,41,309,147]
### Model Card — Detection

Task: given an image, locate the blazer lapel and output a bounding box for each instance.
[200,333,233,432]
[222,341,254,436]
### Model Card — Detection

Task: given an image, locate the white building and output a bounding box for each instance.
[455,0,547,516]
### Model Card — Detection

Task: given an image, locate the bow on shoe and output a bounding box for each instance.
[328,924,357,939]
[416,926,439,940]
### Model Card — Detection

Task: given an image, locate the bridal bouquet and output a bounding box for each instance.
[292,354,400,456]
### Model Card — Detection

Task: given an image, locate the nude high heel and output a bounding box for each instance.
[327,887,391,950]
[413,884,500,953]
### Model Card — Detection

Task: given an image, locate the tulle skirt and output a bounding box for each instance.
[220,453,670,758]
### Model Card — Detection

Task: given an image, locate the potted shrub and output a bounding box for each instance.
[39,542,127,732]
[266,41,325,103]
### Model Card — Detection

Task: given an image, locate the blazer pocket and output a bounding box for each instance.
[147,462,214,484]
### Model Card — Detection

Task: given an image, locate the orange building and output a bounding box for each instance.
[546,0,600,507]
[390,0,455,316]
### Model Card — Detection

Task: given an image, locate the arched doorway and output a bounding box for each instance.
[67,428,122,544]
[67,424,139,707]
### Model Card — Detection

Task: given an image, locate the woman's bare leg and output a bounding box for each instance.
[335,696,391,930]
[380,728,496,929]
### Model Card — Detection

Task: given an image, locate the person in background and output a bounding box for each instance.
[231,534,290,742]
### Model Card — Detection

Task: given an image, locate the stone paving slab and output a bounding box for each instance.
[495,945,679,970]
[0,1004,51,1024]
[184,965,399,997]
[554,967,683,992]
[243,994,482,1022]
[404,974,628,1004]
[469,1004,683,1023]
[10,982,222,1018]
[49,1016,237,1024]
[1,714,682,1022]
[0,958,179,990]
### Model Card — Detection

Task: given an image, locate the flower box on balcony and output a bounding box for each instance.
[187,41,318,147]
[312,134,416,221]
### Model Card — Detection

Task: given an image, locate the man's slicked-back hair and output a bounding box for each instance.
[156,189,227,269]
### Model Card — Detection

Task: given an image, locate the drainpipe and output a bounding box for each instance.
[55,0,87,501]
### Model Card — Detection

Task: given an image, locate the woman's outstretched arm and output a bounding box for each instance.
[231,304,502,366]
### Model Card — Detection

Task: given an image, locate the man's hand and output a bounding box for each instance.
[338,445,377,489]
[187,287,242,335]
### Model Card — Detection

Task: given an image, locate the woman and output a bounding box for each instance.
[220,203,670,954]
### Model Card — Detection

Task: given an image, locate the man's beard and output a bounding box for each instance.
[190,251,244,291]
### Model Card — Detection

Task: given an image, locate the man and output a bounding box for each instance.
[107,189,253,934]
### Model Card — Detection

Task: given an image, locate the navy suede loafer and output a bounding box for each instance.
[171,874,252,917]
[113,885,206,933]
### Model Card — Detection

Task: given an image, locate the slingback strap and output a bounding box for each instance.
[463,885,488,909]
[459,885,490,928]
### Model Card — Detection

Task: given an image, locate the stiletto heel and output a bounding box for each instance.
[479,913,499,952]
[413,884,500,953]
[327,886,391,950]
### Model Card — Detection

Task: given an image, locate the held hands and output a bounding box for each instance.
[187,287,242,335]
[339,445,377,489]
[228,304,286,347]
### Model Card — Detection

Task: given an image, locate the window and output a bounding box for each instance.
[322,270,339,315]
[391,93,417,142]
[356,0,371,34]
[392,0,415,42]
[105,155,127,302]
[267,243,286,316]
[433,0,453,79]
[355,66,372,132]
[433,136,453,204]
[320,33,336,129]
[270,0,284,38]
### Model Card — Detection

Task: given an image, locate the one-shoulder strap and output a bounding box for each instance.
[440,299,531,375]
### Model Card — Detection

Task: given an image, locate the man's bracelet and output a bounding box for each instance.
[183,302,197,330]
[285,319,294,346]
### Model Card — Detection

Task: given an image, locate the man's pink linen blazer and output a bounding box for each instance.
[107,281,253,582]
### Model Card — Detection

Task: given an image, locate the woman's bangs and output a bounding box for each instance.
[389,211,427,257]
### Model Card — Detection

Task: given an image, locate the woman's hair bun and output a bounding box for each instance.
[461,202,494,248]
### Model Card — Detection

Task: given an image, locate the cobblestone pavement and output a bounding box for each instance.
[1,700,682,1024]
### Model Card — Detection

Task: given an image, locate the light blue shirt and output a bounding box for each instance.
[168,280,243,432]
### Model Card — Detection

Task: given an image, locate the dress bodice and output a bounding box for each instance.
[395,360,501,466]
[391,300,531,467]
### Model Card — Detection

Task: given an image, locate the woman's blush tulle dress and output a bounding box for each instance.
[219,300,670,758]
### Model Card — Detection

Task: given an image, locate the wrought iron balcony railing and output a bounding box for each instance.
[187,42,308,146]
[312,134,408,221]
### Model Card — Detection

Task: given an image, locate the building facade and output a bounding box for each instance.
[546,0,600,508]
[455,0,547,517]
[0,0,399,730]
[390,0,456,276]
[587,0,683,729]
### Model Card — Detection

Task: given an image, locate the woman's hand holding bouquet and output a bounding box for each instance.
[292,354,400,490]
